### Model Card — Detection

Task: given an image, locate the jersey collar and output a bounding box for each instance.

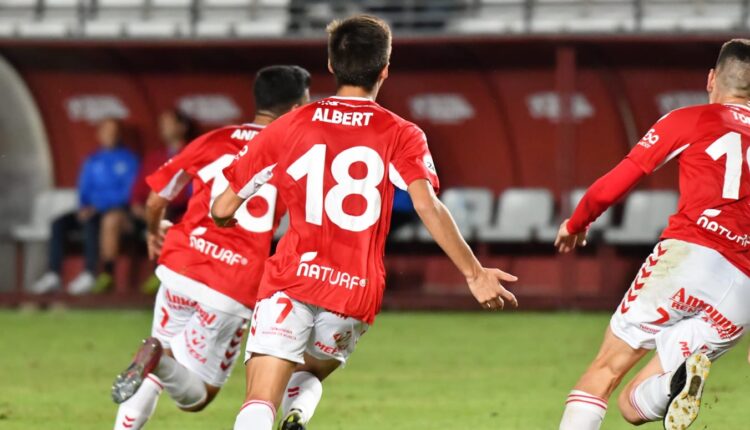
[329,95,374,102]
[725,103,750,112]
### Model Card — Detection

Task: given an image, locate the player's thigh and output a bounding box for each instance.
[244,353,298,406]
[246,292,316,365]
[170,301,247,389]
[151,285,195,349]
[306,310,368,365]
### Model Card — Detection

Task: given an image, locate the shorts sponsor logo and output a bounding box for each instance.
[296,252,368,290]
[670,287,743,339]
[165,289,197,309]
[314,341,340,355]
[696,209,750,247]
[189,227,249,266]
[333,330,352,351]
[185,329,208,364]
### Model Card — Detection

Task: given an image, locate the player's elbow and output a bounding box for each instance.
[412,195,443,219]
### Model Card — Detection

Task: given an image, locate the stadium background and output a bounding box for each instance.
[1,1,750,429]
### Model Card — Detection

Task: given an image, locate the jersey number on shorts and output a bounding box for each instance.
[706,132,750,200]
[287,144,385,232]
[198,154,278,232]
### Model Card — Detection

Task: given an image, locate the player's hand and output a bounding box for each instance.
[555,219,588,253]
[467,267,518,311]
[146,220,173,260]
[213,217,238,228]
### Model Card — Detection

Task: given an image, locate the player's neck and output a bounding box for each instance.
[336,85,376,101]
[718,96,750,107]
[251,112,277,126]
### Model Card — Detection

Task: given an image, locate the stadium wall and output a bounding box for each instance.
[0,36,733,309]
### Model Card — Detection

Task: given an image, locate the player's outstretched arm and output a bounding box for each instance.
[555,158,646,253]
[408,179,518,310]
[211,186,245,228]
[144,191,172,260]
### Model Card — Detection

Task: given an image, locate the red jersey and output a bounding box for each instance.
[627,103,750,277]
[146,123,285,317]
[224,96,439,324]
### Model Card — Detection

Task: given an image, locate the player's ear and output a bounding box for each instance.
[380,63,389,81]
[327,60,334,75]
[707,68,716,93]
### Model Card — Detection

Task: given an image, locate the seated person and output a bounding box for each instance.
[31,118,140,295]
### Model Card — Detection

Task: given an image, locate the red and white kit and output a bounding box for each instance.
[570,103,750,371]
[224,96,439,364]
[146,123,285,385]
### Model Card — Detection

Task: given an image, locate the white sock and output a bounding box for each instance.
[234,400,276,430]
[560,390,607,430]
[630,372,672,421]
[280,371,323,423]
[153,355,207,409]
[114,375,162,430]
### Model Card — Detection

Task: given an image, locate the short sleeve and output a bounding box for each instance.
[389,124,440,193]
[627,107,703,174]
[223,120,284,199]
[146,129,221,199]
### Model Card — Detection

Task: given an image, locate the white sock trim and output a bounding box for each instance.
[566,390,608,412]
[240,400,276,419]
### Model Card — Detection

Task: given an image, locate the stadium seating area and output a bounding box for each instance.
[0,0,748,38]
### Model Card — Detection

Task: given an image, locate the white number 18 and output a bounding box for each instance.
[287,144,385,232]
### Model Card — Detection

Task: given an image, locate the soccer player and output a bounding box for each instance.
[110,65,321,430]
[211,15,519,430]
[556,39,750,430]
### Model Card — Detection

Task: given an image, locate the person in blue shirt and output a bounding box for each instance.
[32,118,140,295]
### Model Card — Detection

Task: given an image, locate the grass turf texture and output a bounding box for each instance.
[1,310,748,429]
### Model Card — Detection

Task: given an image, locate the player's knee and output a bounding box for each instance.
[177,384,220,412]
[617,389,646,425]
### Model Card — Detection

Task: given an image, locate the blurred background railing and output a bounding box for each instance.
[0,0,749,39]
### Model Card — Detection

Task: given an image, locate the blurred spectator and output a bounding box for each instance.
[130,109,195,223]
[390,188,417,233]
[131,109,195,294]
[30,119,140,295]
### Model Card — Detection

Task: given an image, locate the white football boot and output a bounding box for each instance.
[663,352,712,430]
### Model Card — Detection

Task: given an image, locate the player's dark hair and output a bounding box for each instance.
[716,39,750,98]
[717,39,750,68]
[326,15,392,91]
[254,65,311,116]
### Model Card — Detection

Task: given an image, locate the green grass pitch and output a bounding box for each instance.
[1,310,748,429]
